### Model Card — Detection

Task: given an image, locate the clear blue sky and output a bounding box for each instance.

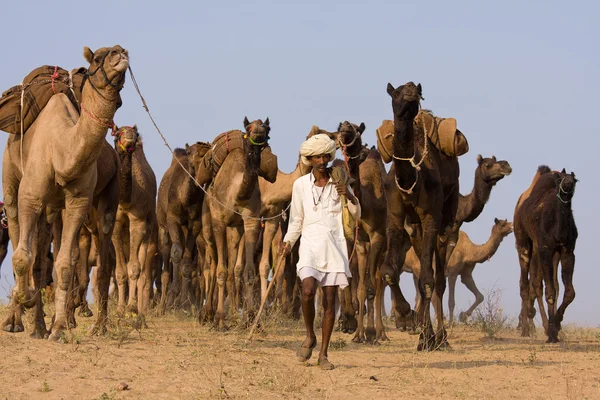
[1,0,598,325]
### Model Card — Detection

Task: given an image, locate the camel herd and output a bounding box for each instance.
[0,45,578,349]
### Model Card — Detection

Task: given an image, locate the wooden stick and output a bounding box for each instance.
[247,253,287,341]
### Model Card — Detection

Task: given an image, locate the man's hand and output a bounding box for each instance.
[335,184,357,204]
[280,241,292,258]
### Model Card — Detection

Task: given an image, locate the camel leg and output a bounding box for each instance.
[242,219,261,322]
[30,214,54,339]
[75,227,93,318]
[226,228,243,318]
[352,242,368,343]
[516,241,533,337]
[258,220,278,303]
[91,177,118,336]
[458,269,484,322]
[380,209,413,324]
[157,226,171,315]
[448,274,458,325]
[368,231,386,342]
[179,222,197,313]
[112,209,128,315]
[416,216,438,351]
[165,218,185,310]
[551,247,575,342]
[212,221,228,329]
[432,246,448,349]
[126,216,149,314]
[140,222,158,315]
[48,195,90,341]
[537,242,558,342]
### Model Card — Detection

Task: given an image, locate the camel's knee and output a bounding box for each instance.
[13,249,32,277]
[116,268,128,285]
[475,293,484,305]
[259,262,270,280]
[170,244,183,263]
[128,261,141,281]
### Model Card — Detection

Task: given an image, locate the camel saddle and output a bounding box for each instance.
[376,110,469,163]
[0,65,122,135]
[330,165,357,241]
[196,130,278,184]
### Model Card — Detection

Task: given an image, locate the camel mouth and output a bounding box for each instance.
[501,171,512,176]
[113,56,129,72]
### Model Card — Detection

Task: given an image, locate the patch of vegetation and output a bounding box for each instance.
[39,380,51,393]
[471,285,510,339]
[329,337,347,351]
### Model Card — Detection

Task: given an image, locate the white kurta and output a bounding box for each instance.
[282,172,361,283]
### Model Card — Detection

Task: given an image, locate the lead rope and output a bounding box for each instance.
[127,65,290,222]
[393,113,429,195]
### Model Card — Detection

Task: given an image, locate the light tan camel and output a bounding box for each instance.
[403,218,513,324]
[111,125,157,316]
[203,118,276,329]
[1,45,128,340]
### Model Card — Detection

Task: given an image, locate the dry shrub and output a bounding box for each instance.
[472,285,511,338]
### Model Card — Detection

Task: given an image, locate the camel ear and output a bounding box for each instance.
[358,122,366,134]
[185,143,190,152]
[417,83,423,96]
[83,47,94,64]
[132,124,138,131]
[492,155,497,162]
[477,154,483,165]
[561,168,566,174]
[494,218,499,224]
[264,117,269,127]
[337,122,343,132]
[387,83,395,96]
[243,116,250,128]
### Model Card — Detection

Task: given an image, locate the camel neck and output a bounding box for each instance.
[237,148,261,202]
[466,230,506,264]
[117,150,133,205]
[392,117,418,191]
[457,172,494,223]
[65,84,119,174]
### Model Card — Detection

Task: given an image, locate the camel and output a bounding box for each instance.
[203,118,276,329]
[403,218,513,325]
[336,121,388,344]
[157,141,211,313]
[380,82,460,350]
[111,125,157,316]
[514,166,578,343]
[1,45,127,340]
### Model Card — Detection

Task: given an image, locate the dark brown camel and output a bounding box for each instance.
[336,121,388,343]
[514,166,578,343]
[157,141,211,313]
[380,82,460,351]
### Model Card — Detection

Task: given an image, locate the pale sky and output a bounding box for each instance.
[1,0,598,326]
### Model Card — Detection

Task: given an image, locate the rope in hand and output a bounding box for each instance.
[127,66,290,222]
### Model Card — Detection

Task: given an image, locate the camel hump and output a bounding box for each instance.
[0,65,89,134]
[537,165,551,175]
[515,165,552,212]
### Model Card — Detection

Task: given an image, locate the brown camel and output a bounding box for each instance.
[2,45,128,340]
[380,82,460,350]
[111,125,157,316]
[403,218,513,324]
[157,141,211,313]
[203,118,276,329]
[514,166,578,343]
[336,121,388,343]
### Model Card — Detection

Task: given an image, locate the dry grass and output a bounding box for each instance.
[0,302,599,399]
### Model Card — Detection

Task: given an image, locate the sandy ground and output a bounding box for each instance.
[0,304,599,400]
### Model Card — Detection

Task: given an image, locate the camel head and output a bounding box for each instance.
[306,125,340,148]
[387,81,423,121]
[114,125,140,154]
[243,117,270,147]
[476,155,512,184]
[83,45,129,96]
[492,218,514,238]
[337,121,365,147]
[186,141,212,179]
[554,168,578,203]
